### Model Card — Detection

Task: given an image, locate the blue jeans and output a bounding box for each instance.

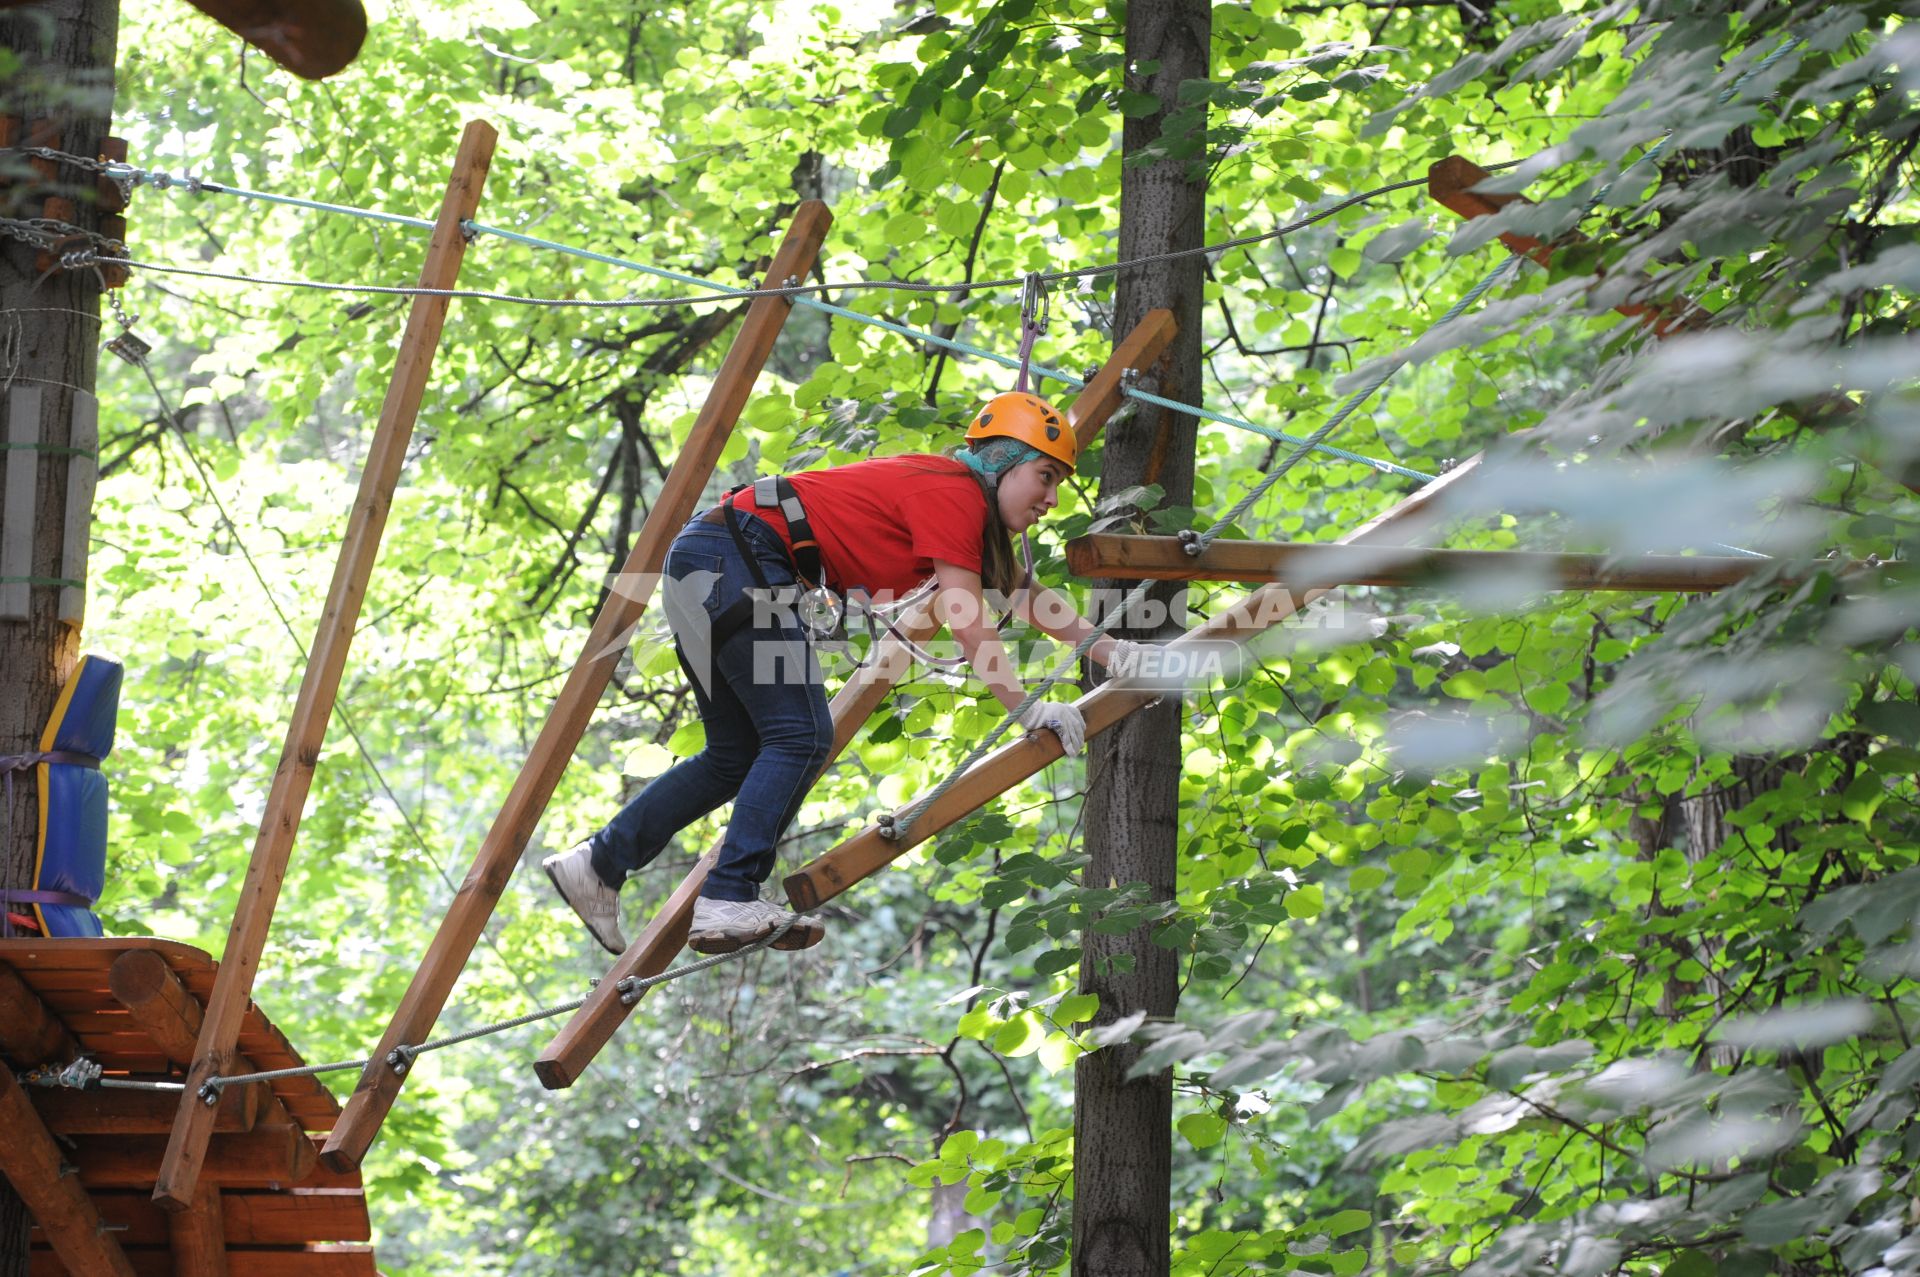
[587,510,835,902]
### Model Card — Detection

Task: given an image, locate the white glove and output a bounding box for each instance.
[1102,638,1154,680]
[1020,700,1086,757]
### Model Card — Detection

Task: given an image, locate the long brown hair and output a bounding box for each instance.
[898,451,1025,598]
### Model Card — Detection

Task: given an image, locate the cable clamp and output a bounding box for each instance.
[780,274,799,306]
[1438,456,1459,474]
[876,811,899,841]
[1120,367,1139,388]
[1177,528,1207,558]
[617,977,643,1007]
[196,1079,223,1107]
[386,1047,413,1077]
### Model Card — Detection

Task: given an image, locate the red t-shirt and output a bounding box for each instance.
[727,454,989,601]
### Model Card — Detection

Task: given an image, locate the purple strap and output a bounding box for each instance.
[0,889,91,906]
[0,751,99,772]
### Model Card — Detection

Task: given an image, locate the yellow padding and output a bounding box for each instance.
[30,655,89,936]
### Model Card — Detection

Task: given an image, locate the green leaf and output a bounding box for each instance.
[1177,1113,1228,1149]
[1285,883,1324,920]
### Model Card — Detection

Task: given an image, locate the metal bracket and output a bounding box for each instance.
[105,329,151,367]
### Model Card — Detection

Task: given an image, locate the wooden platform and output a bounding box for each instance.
[0,938,375,1276]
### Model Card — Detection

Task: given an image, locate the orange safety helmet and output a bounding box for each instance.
[964,392,1076,472]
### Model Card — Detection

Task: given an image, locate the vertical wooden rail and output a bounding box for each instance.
[153,118,500,1211]
[782,455,1484,909]
[320,199,835,1168]
[531,309,1179,1088]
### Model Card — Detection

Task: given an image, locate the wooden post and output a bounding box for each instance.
[783,458,1486,910]
[168,1182,229,1277]
[153,119,499,1212]
[0,1067,138,1277]
[531,310,1179,1089]
[1061,534,1806,592]
[319,198,835,1170]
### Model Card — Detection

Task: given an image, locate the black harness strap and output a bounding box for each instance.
[706,477,833,652]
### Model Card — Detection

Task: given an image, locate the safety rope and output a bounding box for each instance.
[12,145,1504,480]
[23,144,1516,297]
[195,920,796,1101]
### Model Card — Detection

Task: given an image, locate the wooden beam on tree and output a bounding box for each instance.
[784,457,1487,911]
[321,197,835,1166]
[1429,155,1708,338]
[0,0,370,80]
[531,310,1179,1089]
[0,1066,138,1277]
[1061,534,1834,592]
[154,119,499,1213]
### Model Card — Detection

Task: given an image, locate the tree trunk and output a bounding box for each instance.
[1071,0,1207,1272]
[0,3,118,1272]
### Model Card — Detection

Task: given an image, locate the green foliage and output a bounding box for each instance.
[58,0,1920,1270]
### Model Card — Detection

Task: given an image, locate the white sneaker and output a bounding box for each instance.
[687,896,824,954]
[542,842,627,956]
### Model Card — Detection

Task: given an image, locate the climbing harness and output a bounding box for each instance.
[713,476,844,649]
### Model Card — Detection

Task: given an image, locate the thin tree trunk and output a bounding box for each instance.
[0,3,118,1271]
[1071,0,1207,1271]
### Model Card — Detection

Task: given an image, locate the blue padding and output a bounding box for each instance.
[35,655,121,938]
[48,657,121,760]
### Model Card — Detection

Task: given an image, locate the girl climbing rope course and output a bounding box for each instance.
[543,393,1150,957]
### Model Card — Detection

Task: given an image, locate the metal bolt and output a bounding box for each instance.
[386,1049,410,1077]
[197,1082,221,1107]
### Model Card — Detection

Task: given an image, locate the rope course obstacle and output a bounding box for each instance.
[1,33,1843,1238]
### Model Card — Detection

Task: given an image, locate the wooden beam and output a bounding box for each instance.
[31,1082,257,1136]
[784,457,1488,910]
[109,950,296,1133]
[321,197,835,1167]
[531,309,1180,1088]
[1429,155,1706,338]
[0,1066,138,1277]
[169,0,368,80]
[1062,534,1821,592]
[33,1082,256,1137]
[1069,308,1177,453]
[30,1248,376,1277]
[0,963,80,1065]
[83,1126,315,1190]
[168,1182,228,1277]
[32,1187,370,1248]
[154,119,500,1212]
[109,949,211,1067]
